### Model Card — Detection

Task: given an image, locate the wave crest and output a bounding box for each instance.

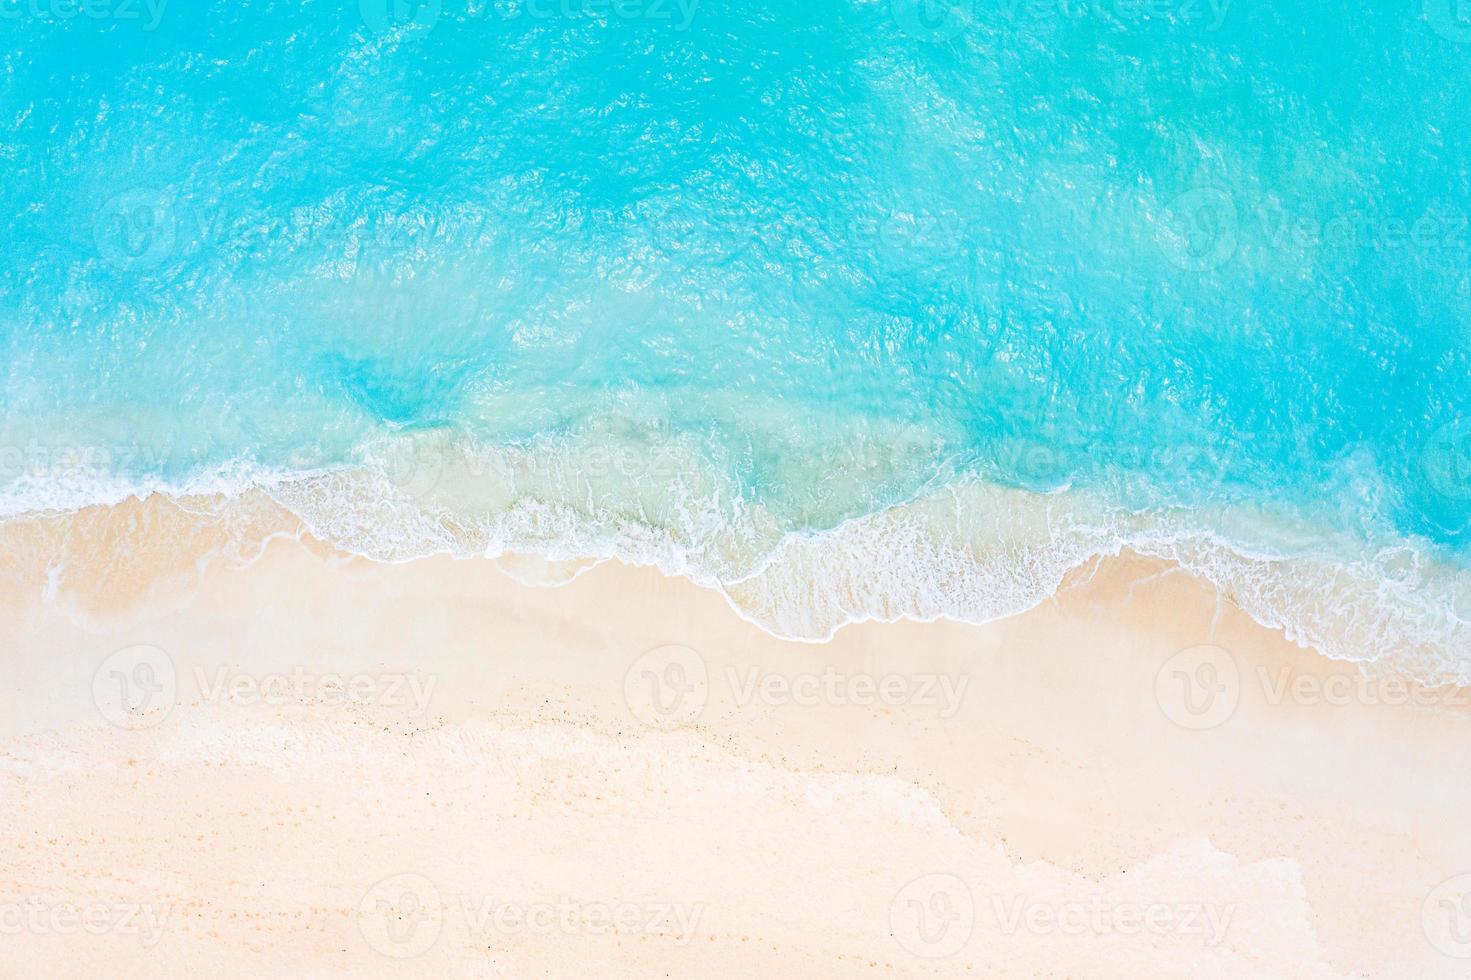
[254,429,1471,686]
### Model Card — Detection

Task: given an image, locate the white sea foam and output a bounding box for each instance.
[265,431,1471,686]
[3,428,1468,687]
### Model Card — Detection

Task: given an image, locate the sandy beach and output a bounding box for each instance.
[9,0,1470,975]
[1,493,1469,978]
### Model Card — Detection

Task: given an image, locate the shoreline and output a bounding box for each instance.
[2,494,1471,976]
[3,474,1469,685]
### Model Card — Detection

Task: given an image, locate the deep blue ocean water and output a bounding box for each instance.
[2,0,1469,670]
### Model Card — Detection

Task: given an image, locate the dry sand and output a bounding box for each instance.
[1,494,1468,978]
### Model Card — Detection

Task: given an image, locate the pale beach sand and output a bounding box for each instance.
[1,494,1469,978]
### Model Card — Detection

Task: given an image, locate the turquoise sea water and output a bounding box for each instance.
[2,0,1469,673]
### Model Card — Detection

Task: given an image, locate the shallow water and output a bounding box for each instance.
[2,0,1469,676]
